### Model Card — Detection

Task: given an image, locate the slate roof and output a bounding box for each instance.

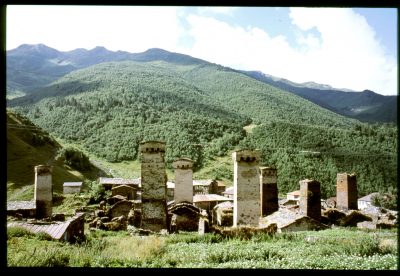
[63,182,83,187]
[99,177,140,186]
[7,201,36,211]
[193,194,232,203]
[223,187,233,195]
[7,212,84,240]
[358,192,379,202]
[193,179,215,186]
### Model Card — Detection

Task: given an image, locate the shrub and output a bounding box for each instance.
[35,231,53,241]
[88,181,110,204]
[372,193,397,210]
[57,146,91,171]
[7,227,35,238]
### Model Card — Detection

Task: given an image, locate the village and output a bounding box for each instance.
[7,141,398,242]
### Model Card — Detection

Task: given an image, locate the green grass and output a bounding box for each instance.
[193,155,233,186]
[7,226,398,269]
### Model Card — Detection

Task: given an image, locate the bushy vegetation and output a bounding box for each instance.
[8,59,397,197]
[239,121,397,197]
[7,228,397,269]
[87,181,110,204]
[56,146,92,171]
[372,192,398,210]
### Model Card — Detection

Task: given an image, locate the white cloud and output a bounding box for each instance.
[289,8,397,95]
[183,14,299,79]
[7,6,397,95]
[197,7,239,16]
[183,8,397,95]
[7,5,183,53]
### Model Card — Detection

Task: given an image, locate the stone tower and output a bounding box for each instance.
[336,173,358,211]
[232,149,261,227]
[299,179,321,221]
[172,158,194,204]
[259,167,278,217]
[139,141,168,232]
[34,165,53,218]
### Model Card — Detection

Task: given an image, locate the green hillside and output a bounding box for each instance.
[241,70,397,123]
[8,60,397,198]
[6,108,102,200]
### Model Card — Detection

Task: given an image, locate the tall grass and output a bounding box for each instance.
[7,227,398,269]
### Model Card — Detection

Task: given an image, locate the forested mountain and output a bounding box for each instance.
[8,55,397,196]
[241,70,397,123]
[8,43,397,124]
[6,44,208,99]
[8,55,397,198]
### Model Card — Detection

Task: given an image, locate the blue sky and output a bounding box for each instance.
[6,6,398,95]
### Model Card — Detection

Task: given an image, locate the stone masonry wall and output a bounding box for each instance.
[232,150,261,227]
[173,158,194,204]
[260,167,278,217]
[299,179,321,221]
[34,165,53,218]
[336,173,358,211]
[140,141,168,232]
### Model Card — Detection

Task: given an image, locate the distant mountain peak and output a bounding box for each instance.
[90,46,110,52]
[144,48,170,53]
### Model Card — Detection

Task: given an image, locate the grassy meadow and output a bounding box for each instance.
[7,226,398,269]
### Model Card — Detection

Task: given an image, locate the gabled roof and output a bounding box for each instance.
[99,177,140,186]
[7,201,36,211]
[193,179,215,186]
[223,187,233,195]
[7,212,85,241]
[287,190,301,196]
[358,192,379,202]
[63,182,83,187]
[217,181,226,187]
[193,194,233,203]
[213,201,234,210]
[111,184,134,191]
[168,201,201,215]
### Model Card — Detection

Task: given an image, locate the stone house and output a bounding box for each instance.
[99,177,140,191]
[259,208,327,233]
[168,202,201,232]
[7,201,36,218]
[193,194,233,214]
[167,180,225,200]
[212,201,233,226]
[287,190,300,203]
[111,184,136,200]
[7,212,85,242]
[193,179,219,195]
[108,200,134,219]
[216,181,226,195]
[222,186,233,199]
[358,193,379,210]
[63,182,83,194]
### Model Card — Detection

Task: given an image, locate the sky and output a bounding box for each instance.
[6,6,398,96]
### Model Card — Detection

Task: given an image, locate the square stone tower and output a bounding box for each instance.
[139,141,168,232]
[232,149,261,227]
[259,167,278,217]
[299,179,321,221]
[172,158,194,204]
[34,165,53,218]
[336,173,358,211]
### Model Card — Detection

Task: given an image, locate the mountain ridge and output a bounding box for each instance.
[7,43,396,123]
[7,47,397,198]
[240,70,397,123]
